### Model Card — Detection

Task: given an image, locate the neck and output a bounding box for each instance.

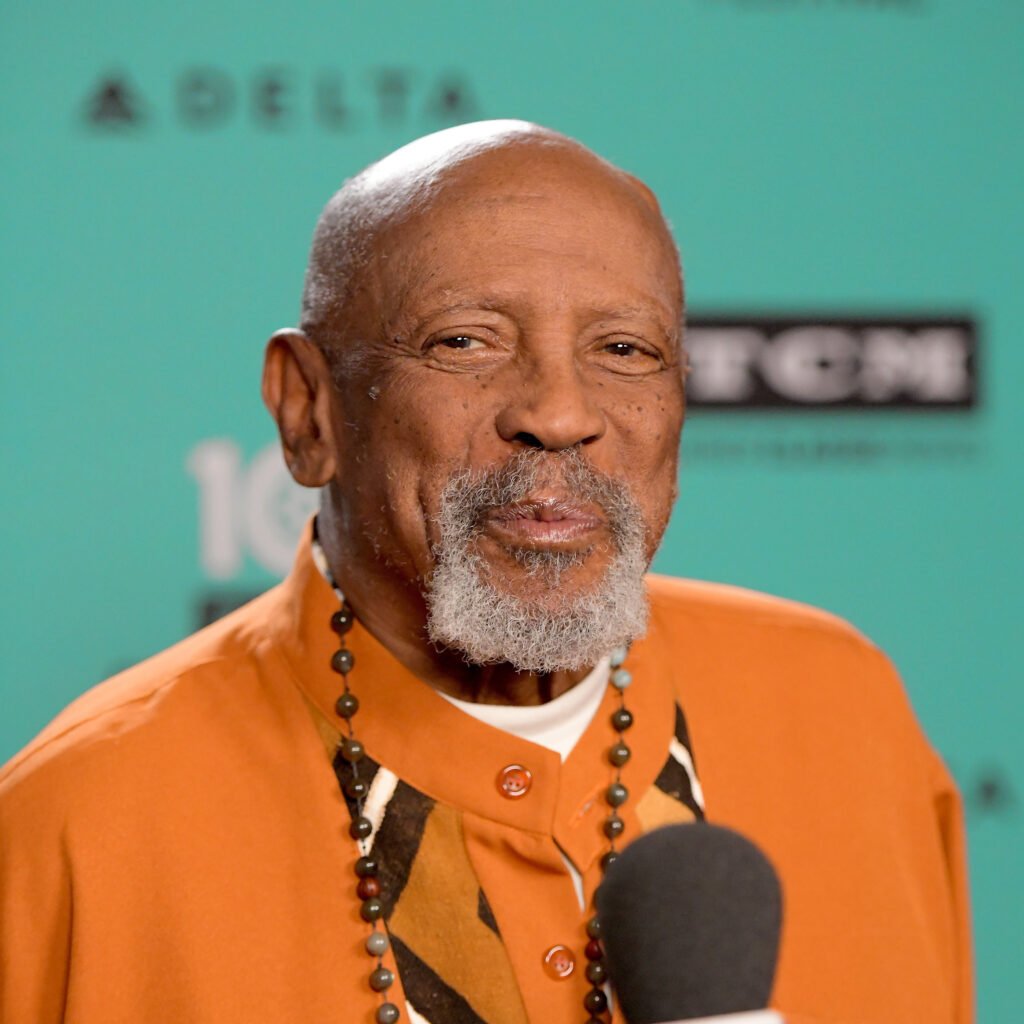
[317,508,594,706]
[435,663,593,705]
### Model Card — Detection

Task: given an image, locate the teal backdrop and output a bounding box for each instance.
[2,1,1021,1018]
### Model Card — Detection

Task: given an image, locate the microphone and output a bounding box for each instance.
[595,823,783,1024]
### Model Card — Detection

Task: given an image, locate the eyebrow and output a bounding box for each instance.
[585,304,668,323]
[409,296,675,329]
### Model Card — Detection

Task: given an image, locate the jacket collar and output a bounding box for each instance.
[265,521,679,868]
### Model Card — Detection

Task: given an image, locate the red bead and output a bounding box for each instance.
[357,876,381,899]
[356,872,380,897]
[584,938,604,961]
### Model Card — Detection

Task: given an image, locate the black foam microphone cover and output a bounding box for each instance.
[595,823,783,1023]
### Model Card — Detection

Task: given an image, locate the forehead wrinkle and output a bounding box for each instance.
[382,217,676,311]
[457,191,563,206]
[379,234,678,314]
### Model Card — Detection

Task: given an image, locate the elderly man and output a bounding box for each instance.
[1,121,970,1023]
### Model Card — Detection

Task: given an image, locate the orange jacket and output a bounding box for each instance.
[0,536,971,1023]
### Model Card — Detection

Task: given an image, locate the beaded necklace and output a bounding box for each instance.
[327,593,634,1024]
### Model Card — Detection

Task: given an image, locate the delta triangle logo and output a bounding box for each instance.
[83,75,146,128]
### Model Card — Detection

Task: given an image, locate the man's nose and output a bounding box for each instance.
[494,355,606,451]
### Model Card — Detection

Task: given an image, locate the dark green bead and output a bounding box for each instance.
[586,960,608,985]
[585,916,602,940]
[331,608,355,634]
[376,1003,400,1024]
[345,778,369,800]
[355,855,378,878]
[349,816,373,840]
[369,966,394,992]
[335,692,359,719]
[611,707,634,732]
[608,741,631,767]
[331,648,355,674]
[584,988,608,1015]
[340,737,365,762]
[601,850,619,872]
[360,896,384,922]
[606,782,628,808]
[604,815,625,839]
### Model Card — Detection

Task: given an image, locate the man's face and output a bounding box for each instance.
[326,155,685,655]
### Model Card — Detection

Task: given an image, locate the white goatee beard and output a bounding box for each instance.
[425,450,650,674]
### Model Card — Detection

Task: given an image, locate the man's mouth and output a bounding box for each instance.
[481,496,606,550]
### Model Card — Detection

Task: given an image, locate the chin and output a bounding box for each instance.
[425,540,650,673]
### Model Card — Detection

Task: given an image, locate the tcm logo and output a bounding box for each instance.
[187,439,315,580]
[686,316,977,409]
[82,67,478,132]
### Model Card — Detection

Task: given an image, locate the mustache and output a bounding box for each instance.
[438,449,639,535]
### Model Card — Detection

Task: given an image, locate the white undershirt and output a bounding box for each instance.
[437,656,611,762]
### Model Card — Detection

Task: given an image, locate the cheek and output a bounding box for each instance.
[340,381,493,539]
[606,386,683,532]
[609,382,683,472]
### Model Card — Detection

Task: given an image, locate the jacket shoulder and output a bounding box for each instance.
[643,573,929,749]
[646,573,870,647]
[0,586,282,799]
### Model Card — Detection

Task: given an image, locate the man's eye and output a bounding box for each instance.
[607,341,639,357]
[435,335,484,351]
[596,337,665,375]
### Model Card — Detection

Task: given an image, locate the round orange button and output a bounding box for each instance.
[543,944,576,980]
[497,764,532,799]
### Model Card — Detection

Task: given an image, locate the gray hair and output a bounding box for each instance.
[426,449,650,673]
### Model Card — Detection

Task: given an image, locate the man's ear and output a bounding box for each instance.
[261,329,338,487]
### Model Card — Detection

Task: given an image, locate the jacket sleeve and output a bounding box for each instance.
[0,760,74,1023]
